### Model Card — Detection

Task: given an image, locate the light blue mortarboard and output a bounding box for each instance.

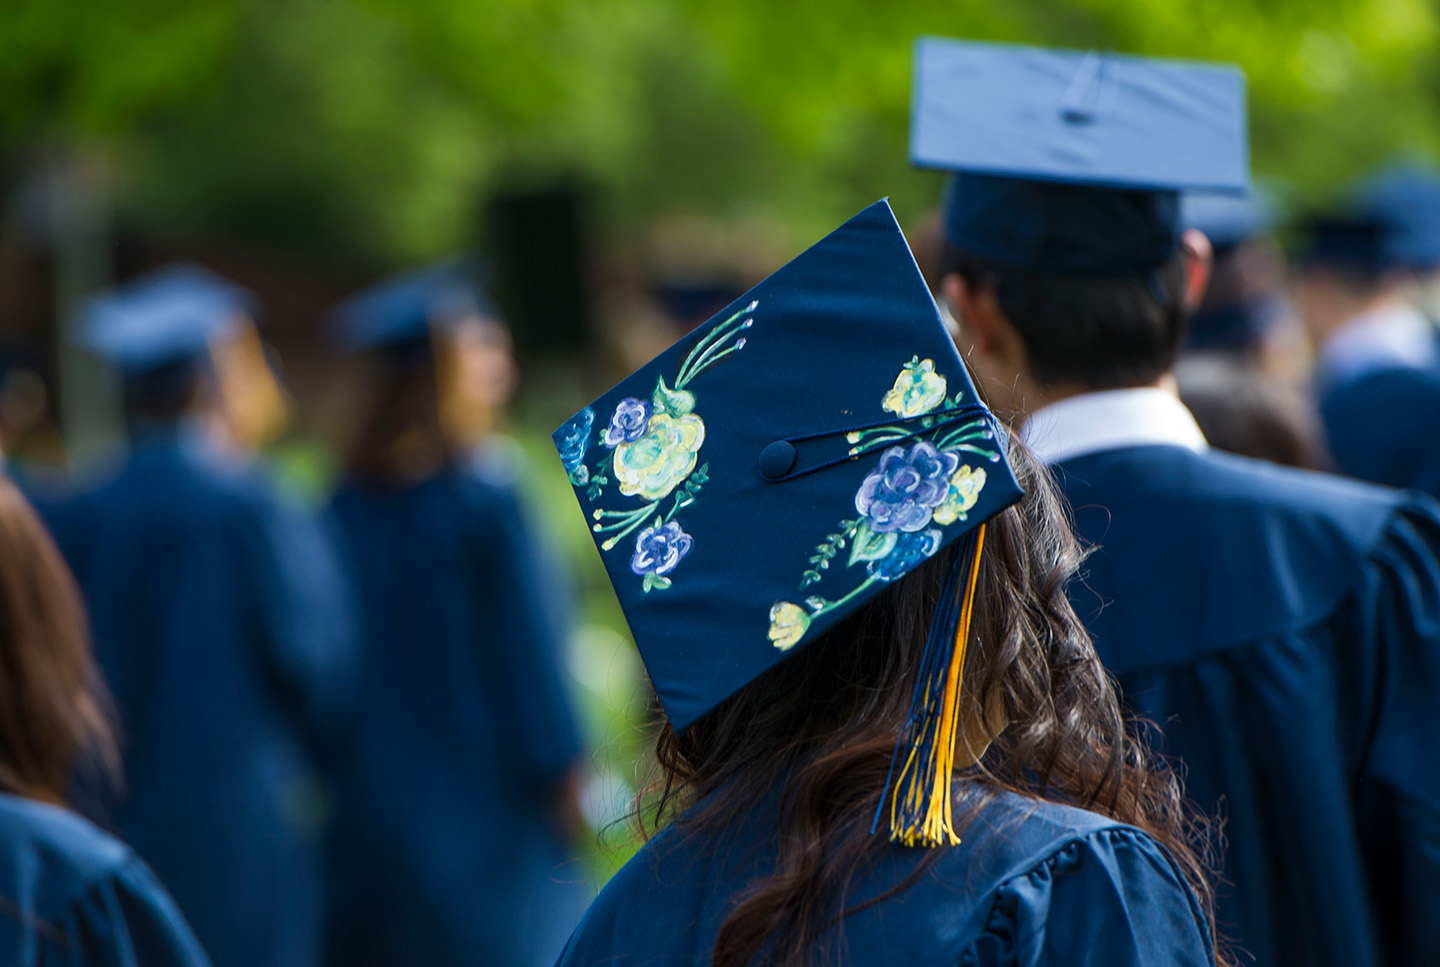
[81,264,255,374]
[329,258,495,353]
[911,38,1249,273]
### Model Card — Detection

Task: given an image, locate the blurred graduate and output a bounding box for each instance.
[1173,190,1325,468]
[0,472,211,966]
[323,261,586,967]
[1292,163,1440,496]
[555,200,1223,966]
[39,265,359,967]
[919,39,1440,966]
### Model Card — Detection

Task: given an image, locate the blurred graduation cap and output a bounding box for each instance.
[1296,162,1440,274]
[1183,187,1277,253]
[80,264,255,374]
[79,264,288,446]
[911,38,1249,273]
[329,257,496,354]
[554,200,1023,847]
[1182,187,1288,351]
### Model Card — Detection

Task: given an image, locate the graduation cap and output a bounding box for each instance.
[80,264,255,374]
[554,201,1023,847]
[1294,214,1392,273]
[1351,162,1440,270]
[329,257,495,354]
[1181,187,1287,351]
[911,38,1249,274]
[1183,187,1276,253]
[80,264,289,445]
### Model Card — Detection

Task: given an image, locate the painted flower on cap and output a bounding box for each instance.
[604,397,653,447]
[631,520,694,591]
[855,441,961,533]
[882,357,948,418]
[768,602,811,651]
[932,465,988,526]
[868,528,943,582]
[613,413,706,501]
[557,408,594,482]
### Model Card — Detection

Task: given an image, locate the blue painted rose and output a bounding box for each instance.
[557,408,594,474]
[630,520,694,577]
[868,528,943,581]
[855,441,961,533]
[605,397,653,448]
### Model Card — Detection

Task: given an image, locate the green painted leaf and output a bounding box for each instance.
[847,521,897,566]
[652,375,696,417]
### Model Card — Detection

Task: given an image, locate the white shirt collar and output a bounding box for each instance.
[1020,387,1208,466]
[1319,301,1439,387]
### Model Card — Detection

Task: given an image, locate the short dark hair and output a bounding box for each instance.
[122,358,207,424]
[943,247,1189,389]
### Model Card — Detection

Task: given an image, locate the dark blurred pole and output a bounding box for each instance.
[39,149,120,467]
[485,184,592,358]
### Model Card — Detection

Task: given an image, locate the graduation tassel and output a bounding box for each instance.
[872,523,987,848]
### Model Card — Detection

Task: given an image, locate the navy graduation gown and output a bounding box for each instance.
[1054,444,1440,967]
[325,461,585,967]
[1318,359,1440,499]
[558,787,1214,966]
[40,430,358,967]
[0,791,210,966]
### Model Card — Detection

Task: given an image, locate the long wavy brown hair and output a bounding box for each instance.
[634,439,1226,967]
[0,476,118,805]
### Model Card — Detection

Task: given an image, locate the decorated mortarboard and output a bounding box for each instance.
[329,257,495,353]
[911,38,1249,274]
[80,264,255,374]
[554,200,1023,847]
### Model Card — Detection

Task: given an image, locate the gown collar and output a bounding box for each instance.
[1020,387,1208,466]
[1318,301,1440,389]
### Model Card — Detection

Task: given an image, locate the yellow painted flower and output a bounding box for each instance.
[613,412,706,500]
[882,358,948,418]
[768,602,811,651]
[932,465,987,525]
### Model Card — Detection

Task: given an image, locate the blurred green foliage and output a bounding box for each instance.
[4,0,1439,265]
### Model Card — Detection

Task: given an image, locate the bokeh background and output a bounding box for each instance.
[4,0,1440,886]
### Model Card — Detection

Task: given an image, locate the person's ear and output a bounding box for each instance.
[1179,229,1214,313]
[943,273,1000,357]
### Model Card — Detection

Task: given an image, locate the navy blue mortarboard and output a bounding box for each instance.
[1183,187,1276,252]
[911,38,1249,273]
[80,264,254,374]
[554,201,1023,846]
[330,258,495,353]
[1182,187,1287,351]
[1352,162,1440,270]
[1295,214,1392,274]
[1298,163,1440,273]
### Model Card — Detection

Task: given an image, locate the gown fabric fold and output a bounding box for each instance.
[1318,342,1440,499]
[0,791,210,967]
[557,788,1214,967]
[40,431,358,967]
[1054,443,1440,967]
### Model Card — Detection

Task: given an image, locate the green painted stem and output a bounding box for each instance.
[810,575,880,620]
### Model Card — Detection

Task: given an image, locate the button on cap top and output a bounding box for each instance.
[758,440,797,480]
